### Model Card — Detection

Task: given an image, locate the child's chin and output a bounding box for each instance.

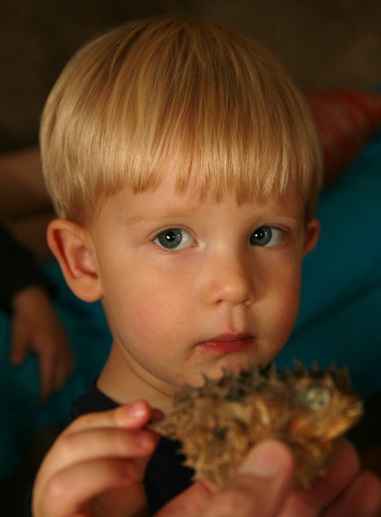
[204,355,256,379]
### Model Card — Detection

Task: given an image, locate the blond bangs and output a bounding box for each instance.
[41,16,322,226]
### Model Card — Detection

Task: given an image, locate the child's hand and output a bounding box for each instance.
[32,401,161,517]
[157,441,381,517]
[10,286,74,404]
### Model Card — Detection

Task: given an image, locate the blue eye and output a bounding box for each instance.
[250,226,284,247]
[154,229,194,250]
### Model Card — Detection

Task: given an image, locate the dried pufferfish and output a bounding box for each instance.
[149,363,363,489]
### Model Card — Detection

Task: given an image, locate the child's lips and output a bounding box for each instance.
[198,333,253,354]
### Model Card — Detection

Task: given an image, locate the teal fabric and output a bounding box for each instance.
[0,265,112,479]
[37,262,112,427]
[0,92,380,479]
[277,122,381,398]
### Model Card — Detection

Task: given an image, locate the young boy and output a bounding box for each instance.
[28,15,381,517]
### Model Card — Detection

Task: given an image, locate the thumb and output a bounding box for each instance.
[239,439,294,482]
[196,440,295,517]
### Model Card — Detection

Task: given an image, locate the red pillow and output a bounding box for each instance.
[305,90,381,188]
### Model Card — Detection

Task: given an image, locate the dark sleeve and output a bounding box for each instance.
[0,222,55,312]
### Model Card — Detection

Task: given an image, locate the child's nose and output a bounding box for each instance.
[203,251,255,307]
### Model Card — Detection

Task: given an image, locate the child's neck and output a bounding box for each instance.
[97,344,175,414]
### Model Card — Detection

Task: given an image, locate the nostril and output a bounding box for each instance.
[204,255,255,307]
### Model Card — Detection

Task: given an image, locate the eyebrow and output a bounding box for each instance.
[124,205,201,225]
[124,207,304,228]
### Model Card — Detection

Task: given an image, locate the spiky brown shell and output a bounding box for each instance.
[149,363,363,489]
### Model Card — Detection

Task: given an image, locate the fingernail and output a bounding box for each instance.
[130,401,147,419]
[239,441,284,479]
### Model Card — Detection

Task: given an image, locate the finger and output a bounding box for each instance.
[37,348,57,404]
[202,440,295,517]
[278,442,360,517]
[39,403,161,476]
[59,351,75,383]
[45,353,72,396]
[34,458,144,517]
[66,401,157,434]
[44,351,75,398]
[47,426,159,473]
[9,321,28,364]
[50,360,68,393]
[324,470,381,517]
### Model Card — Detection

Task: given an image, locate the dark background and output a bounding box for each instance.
[1,0,381,153]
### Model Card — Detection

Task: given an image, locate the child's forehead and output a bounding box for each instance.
[105,174,306,224]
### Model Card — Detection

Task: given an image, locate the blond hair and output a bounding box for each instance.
[40,15,322,226]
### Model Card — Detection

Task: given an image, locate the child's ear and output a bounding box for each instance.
[303,218,320,256]
[47,219,102,302]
